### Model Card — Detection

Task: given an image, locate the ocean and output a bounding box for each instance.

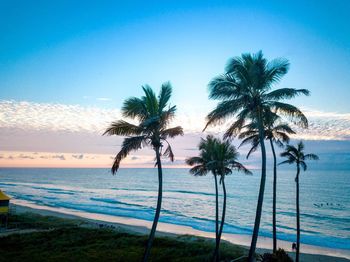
[0,168,349,250]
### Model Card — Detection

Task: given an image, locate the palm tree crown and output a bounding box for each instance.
[205,51,309,135]
[280,141,319,170]
[239,114,296,158]
[104,82,184,173]
[186,135,251,177]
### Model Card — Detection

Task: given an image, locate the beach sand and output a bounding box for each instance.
[9,199,350,262]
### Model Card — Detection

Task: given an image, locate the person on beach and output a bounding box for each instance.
[292,242,297,251]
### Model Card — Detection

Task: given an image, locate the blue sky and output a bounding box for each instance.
[1,0,350,111]
[0,1,350,167]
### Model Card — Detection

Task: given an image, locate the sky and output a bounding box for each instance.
[0,0,350,169]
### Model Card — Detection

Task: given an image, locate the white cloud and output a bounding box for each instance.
[290,109,350,140]
[96,97,112,101]
[0,100,120,133]
[0,100,349,141]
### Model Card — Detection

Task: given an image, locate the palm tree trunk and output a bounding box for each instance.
[214,177,227,262]
[248,117,267,262]
[295,165,300,262]
[142,146,163,262]
[270,139,277,253]
[212,174,219,262]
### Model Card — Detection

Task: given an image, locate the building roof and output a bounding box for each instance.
[0,191,10,201]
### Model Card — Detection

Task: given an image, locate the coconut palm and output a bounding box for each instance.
[186,136,220,261]
[279,141,318,262]
[238,113,295,253]
[186,135,251,262]
[104,83,183,262]
[204,51,309,261]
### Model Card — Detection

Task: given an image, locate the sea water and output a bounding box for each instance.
[0,168,349,250]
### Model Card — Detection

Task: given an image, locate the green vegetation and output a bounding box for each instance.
[258,249,293,262]
[6,211,81,229]
[186,135,251,261]
[280,142,319,262]
[0,212,245,262]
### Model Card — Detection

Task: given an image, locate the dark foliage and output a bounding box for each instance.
[258,249,294,262]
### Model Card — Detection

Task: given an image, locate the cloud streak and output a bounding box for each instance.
[0,100,119,133]
[0,100,349,140]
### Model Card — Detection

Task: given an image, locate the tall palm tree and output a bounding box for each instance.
[279,141,318,262]
[186,136,220,262]
[186,135,251,262]
[104,83,183,262]
[204,51,309,261]
[238,113,295,253]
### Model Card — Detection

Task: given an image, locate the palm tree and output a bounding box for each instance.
[186,135,251,262]
[279,141,318,262]
[238,113,295,253]
[204,51,309,261]
[186,136,220,262]
[104,83,183,262]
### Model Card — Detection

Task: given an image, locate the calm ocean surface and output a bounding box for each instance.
[0,168,349,249]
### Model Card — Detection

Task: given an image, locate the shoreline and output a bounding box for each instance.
[10,199,350,261]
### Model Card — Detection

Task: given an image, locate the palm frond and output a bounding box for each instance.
[186,157,203,166]
[158,82,172,111]
[246,141,259,159]
[238,129,258,139]
[265,88,310,101]
[273,124,296,134]
[204,99,244,130]
[189,165,208,176]
[159,105,177,127]
[231,161,252,175]
[297,141,305,152]
[185,156,204,166]
[280,151,297,161]
[223,118,245,139]
[270,101,308,128]
[103,120,142,136]
[264,58,290,85]
[284,145,300,158]
[121,97,148,121]
[161,126,184,139]
[163,142,174,162]
[142,84,159,116]
[300,161,307,171]
[111,135,146,174]
[208,74,241,100]
[304,153,319,161]
[273,131,290,144]
[278,159,294,166]
[238,134,258,148]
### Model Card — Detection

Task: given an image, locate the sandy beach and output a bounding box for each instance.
[9,199,349,262]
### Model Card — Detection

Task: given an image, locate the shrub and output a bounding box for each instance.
[258,248,293,262]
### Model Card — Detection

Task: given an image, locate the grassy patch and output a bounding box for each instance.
[6,211,83,229]
[0,212,246,262]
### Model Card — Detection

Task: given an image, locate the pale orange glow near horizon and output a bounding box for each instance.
[0,151,191,168]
